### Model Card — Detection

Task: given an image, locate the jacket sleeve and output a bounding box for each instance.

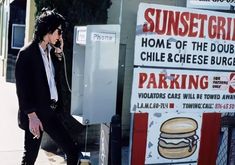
[15,50,36,114]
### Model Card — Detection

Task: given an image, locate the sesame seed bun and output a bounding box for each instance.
[160,117,198,134]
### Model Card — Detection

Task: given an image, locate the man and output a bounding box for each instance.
[15,8,81,165]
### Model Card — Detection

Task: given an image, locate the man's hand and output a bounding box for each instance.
[28,112,44,139]
[53,37,64,60]
[54,36,64,52]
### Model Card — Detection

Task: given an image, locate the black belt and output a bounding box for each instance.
[50,99,58,110]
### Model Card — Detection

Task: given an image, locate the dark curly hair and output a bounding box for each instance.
[33,8,65,43]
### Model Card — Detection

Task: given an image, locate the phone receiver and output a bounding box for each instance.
[54,40,61,48]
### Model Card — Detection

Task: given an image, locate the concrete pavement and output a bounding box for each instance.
[0,77,65,165]
[0,76,130,164]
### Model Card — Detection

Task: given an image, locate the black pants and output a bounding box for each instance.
[21,108,81,165]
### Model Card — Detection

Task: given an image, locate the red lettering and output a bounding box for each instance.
[198,14,207,38]
[155,9,168,35]
[217,16,226,40]
[200,76,208,89]
[138,73,147,88]
[147,73,157,88]
[188,75,199,89]
[208,16,217,39]
[179,12,189,36]
[143,8,155,32]
[226,17,232,40]
[188,13,198,37]
[158,74,168,89]
[181,74,187,89]
[137,73,208,90]
[166,11,180,36]
[142,7,235,41]
[169,74,180,89]
[232,18,235,40]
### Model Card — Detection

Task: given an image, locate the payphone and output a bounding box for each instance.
[71,25,120,125]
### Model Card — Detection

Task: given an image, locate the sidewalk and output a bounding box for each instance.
[0,77,66,165]
[0,77,130,164]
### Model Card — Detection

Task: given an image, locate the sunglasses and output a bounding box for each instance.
[57,28,63,35]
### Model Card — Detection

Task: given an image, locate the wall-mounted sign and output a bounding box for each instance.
[187,0,235,10]
[130,3,226,165]
[131,3,235,113]
[134,3,235,71]
[131,68,235,113]
[145,112,202,164]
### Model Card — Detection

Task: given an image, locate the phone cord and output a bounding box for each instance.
[61,52,72,92]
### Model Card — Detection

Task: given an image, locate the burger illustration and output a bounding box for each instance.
[158,117,199,159]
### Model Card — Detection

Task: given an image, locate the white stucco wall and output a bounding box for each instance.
[25,0,36,43]
[107,0,187,138]
[0,0,10,77]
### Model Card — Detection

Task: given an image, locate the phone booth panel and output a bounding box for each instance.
[71,25,120,125]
